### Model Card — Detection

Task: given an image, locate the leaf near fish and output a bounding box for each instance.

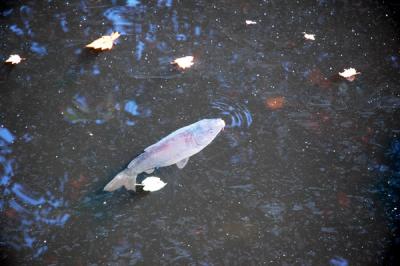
[139,176,167,192]
[86,32,121,51]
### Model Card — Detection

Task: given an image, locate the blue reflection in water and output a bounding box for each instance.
[103,7,133,34]
[1,127,70,258]
[389,55,399,69]
[12,184,46,206]
[317,52,331,62]
[63,93,150,126]
[20,5,33,16]
[125,100,141,126]
[22,133,33,143]
[212,99,252,128]
[194,26,201,36]
[73,93,89,113]
[126,0,140,7]
[145,23,157,42]
[60,15,69,32]
[125,100,139,116]
[9,24,24,36]
[329,256,349,266]
[158,0,173,7]
[30,42,47,56]
[172,10,179,32]
[157,41,168,52]
[1,8,13,17]
[176,34,187,41]
[136,40,145,60]
[92,65,101,75]
[0,127,15,144]
[135,23,142,34]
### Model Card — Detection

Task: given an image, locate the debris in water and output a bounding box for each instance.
[86,32,120,51]
[303,32,316,40]
[338,68,360,81]
[171,56,194,69]
[5,54,24,64]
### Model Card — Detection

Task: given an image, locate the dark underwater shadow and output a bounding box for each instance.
[0,64,14,82]
[0,245,18,266]
[76,48,102,65]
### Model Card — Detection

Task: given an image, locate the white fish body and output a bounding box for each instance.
[104,118,225,191]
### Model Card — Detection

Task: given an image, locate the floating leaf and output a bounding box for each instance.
[171,56,194,69]
[265,96,285,110]
[86,32,120,51]
[245,20,257,25]
[303,32,315,41]
[338,68,360,81]
[140,176,167,192]
[5,54,24,64]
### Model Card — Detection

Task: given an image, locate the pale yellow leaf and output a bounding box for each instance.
[86,32,121,51]
[171,56,194,69]
[5,54,24,64]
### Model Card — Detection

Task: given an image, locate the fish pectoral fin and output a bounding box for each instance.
[145,168,155,174]
[176,158,189,169]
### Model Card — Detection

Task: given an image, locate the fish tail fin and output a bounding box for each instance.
[103,169,137,192]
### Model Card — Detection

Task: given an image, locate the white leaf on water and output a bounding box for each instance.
[245,20,257,25]
[338,68,360,78]
[141,176,167,192]
[303,32,316,40]
[171,56,194,69]
[5,54,24,64]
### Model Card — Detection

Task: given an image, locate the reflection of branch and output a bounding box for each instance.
[132,74,182,79]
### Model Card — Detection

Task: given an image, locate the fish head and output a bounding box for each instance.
[192,118,225,146]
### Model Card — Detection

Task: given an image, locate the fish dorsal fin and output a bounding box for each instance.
[176,157,189,169]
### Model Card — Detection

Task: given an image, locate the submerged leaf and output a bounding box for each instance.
[303,32,315,41]
[5,54,24,64]
[140,176,167,192]
[265,96,285,110]
[171,56,194,69]
[86,32,120,51]
[338,68,360,81]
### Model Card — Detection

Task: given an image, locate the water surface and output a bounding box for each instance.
[1,0,400,265]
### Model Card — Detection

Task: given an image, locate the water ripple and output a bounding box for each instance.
[211,99,252,128]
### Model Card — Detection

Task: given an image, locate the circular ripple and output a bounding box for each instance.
[211,99,252,128]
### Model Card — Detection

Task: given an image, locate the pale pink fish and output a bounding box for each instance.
[104,118,225,192]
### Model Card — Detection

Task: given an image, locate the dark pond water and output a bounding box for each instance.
[1,0,400,265]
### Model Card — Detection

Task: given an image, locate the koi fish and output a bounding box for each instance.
[104,118,225,191]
